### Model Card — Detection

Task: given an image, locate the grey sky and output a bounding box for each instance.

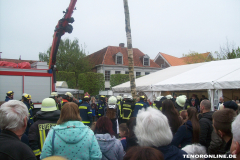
[1,0,240,61]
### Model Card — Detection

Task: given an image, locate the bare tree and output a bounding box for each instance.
[123,0,137,99]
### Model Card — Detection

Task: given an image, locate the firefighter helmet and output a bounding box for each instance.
[24,94,32,100]
[65,92,73,98]
[6,91,14,96]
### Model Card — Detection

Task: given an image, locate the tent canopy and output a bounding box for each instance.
[56,88,84,95]
[112,58,240,92]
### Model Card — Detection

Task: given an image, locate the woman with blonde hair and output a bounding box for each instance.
[40,102,102,160]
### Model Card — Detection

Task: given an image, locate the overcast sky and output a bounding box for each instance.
[1,0,240,61]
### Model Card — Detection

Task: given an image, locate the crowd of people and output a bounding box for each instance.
[0,90,240,160]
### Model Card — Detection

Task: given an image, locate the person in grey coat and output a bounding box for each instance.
[94,117,124,160]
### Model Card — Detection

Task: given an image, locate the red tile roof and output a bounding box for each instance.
[87,46,160,68]
[160,53,186,66]
[159,52,211,66]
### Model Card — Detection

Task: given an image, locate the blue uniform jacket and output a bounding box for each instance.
[79,101,92,124]
[97,100,106,117]
[132,100,148,117]
[5,96,11,102]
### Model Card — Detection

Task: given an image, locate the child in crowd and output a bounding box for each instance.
[119,123,128,151]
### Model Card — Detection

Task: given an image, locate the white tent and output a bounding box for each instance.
[55,88,84,95]
[112,58,240,110]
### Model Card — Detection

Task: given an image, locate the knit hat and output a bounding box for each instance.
[224,101,238,111]
[41,98,57,112]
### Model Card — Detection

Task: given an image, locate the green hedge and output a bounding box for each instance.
[78,72,105,95]
[110,74,130,88]
[56,71,76,89]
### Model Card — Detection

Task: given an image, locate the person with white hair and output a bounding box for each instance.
[182,144,207,160]
[0,100,36,160]
[230,113,240,159]
[134,107,190,160]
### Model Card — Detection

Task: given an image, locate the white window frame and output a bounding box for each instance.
[143,54,150,66]
[115,52,123,65]
[105,70,111,81]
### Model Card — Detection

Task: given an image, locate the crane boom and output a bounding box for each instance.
[48,0,77,91]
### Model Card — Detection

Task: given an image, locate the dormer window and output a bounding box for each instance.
[115,52,123,65]
[143,54,150,66]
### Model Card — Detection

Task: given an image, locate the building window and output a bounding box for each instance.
[116,56,122,64]
[144,58,149,66]
[145,72,150,75]
[115,52,123,64]
[115,71,121,74]
[105,70,110,81]
[136,72,141,77]
[125,71,129,74]
[143,54,150,66]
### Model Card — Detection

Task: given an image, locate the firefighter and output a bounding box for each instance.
[132,96,148,117]
[79,95,92,127]
[151,96,163,110]
[61,92,73,106]
[116,96,122,123]
[105,96,119,135]
[23,94,34,135]
[28,98,60,159]
[121,95,135,123]
[97,95,106,117]
[49,92,61,110]
[5,91,14,101]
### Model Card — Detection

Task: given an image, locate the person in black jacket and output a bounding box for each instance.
[171,107,200,149]
[199,99,214,149]
[0,100,36,160]
[28,98,60,160]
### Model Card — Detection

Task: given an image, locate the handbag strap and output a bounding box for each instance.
[52,129,56,154]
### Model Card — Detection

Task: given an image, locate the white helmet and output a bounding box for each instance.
[65,92,73,98]
[108,96,117,105]
[156,96,163,101]
[116,96,122,100]
[50,92,58,97]
[128,95,133,100]
[166,95,173,99]
[123,95,128,99]
[176,95,187,107]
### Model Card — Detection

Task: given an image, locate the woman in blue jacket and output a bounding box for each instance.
[171,107,200,149]
[40,102,102,160]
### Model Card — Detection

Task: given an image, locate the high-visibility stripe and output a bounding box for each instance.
[88,112,92,114]
[135,103,144,106]
[39,130,45,150]
[33,149,41,156]
[79,106,87,109]
[82,121,90,123]
[98,114,101,116]
[122,108,132,120]
[99,107,102,109]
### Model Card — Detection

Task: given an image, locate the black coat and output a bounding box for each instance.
[0,130,36,160]
[199,111,214,149]
[28,110,60,158]
[171,120,193,149]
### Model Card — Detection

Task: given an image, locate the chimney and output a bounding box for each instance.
[119,43,125,48]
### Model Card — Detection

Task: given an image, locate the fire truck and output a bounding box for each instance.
[0,0,77,108]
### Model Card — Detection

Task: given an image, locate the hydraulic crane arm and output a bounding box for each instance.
[48,0,77,70]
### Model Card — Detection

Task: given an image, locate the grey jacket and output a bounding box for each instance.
[95,133,124,160]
